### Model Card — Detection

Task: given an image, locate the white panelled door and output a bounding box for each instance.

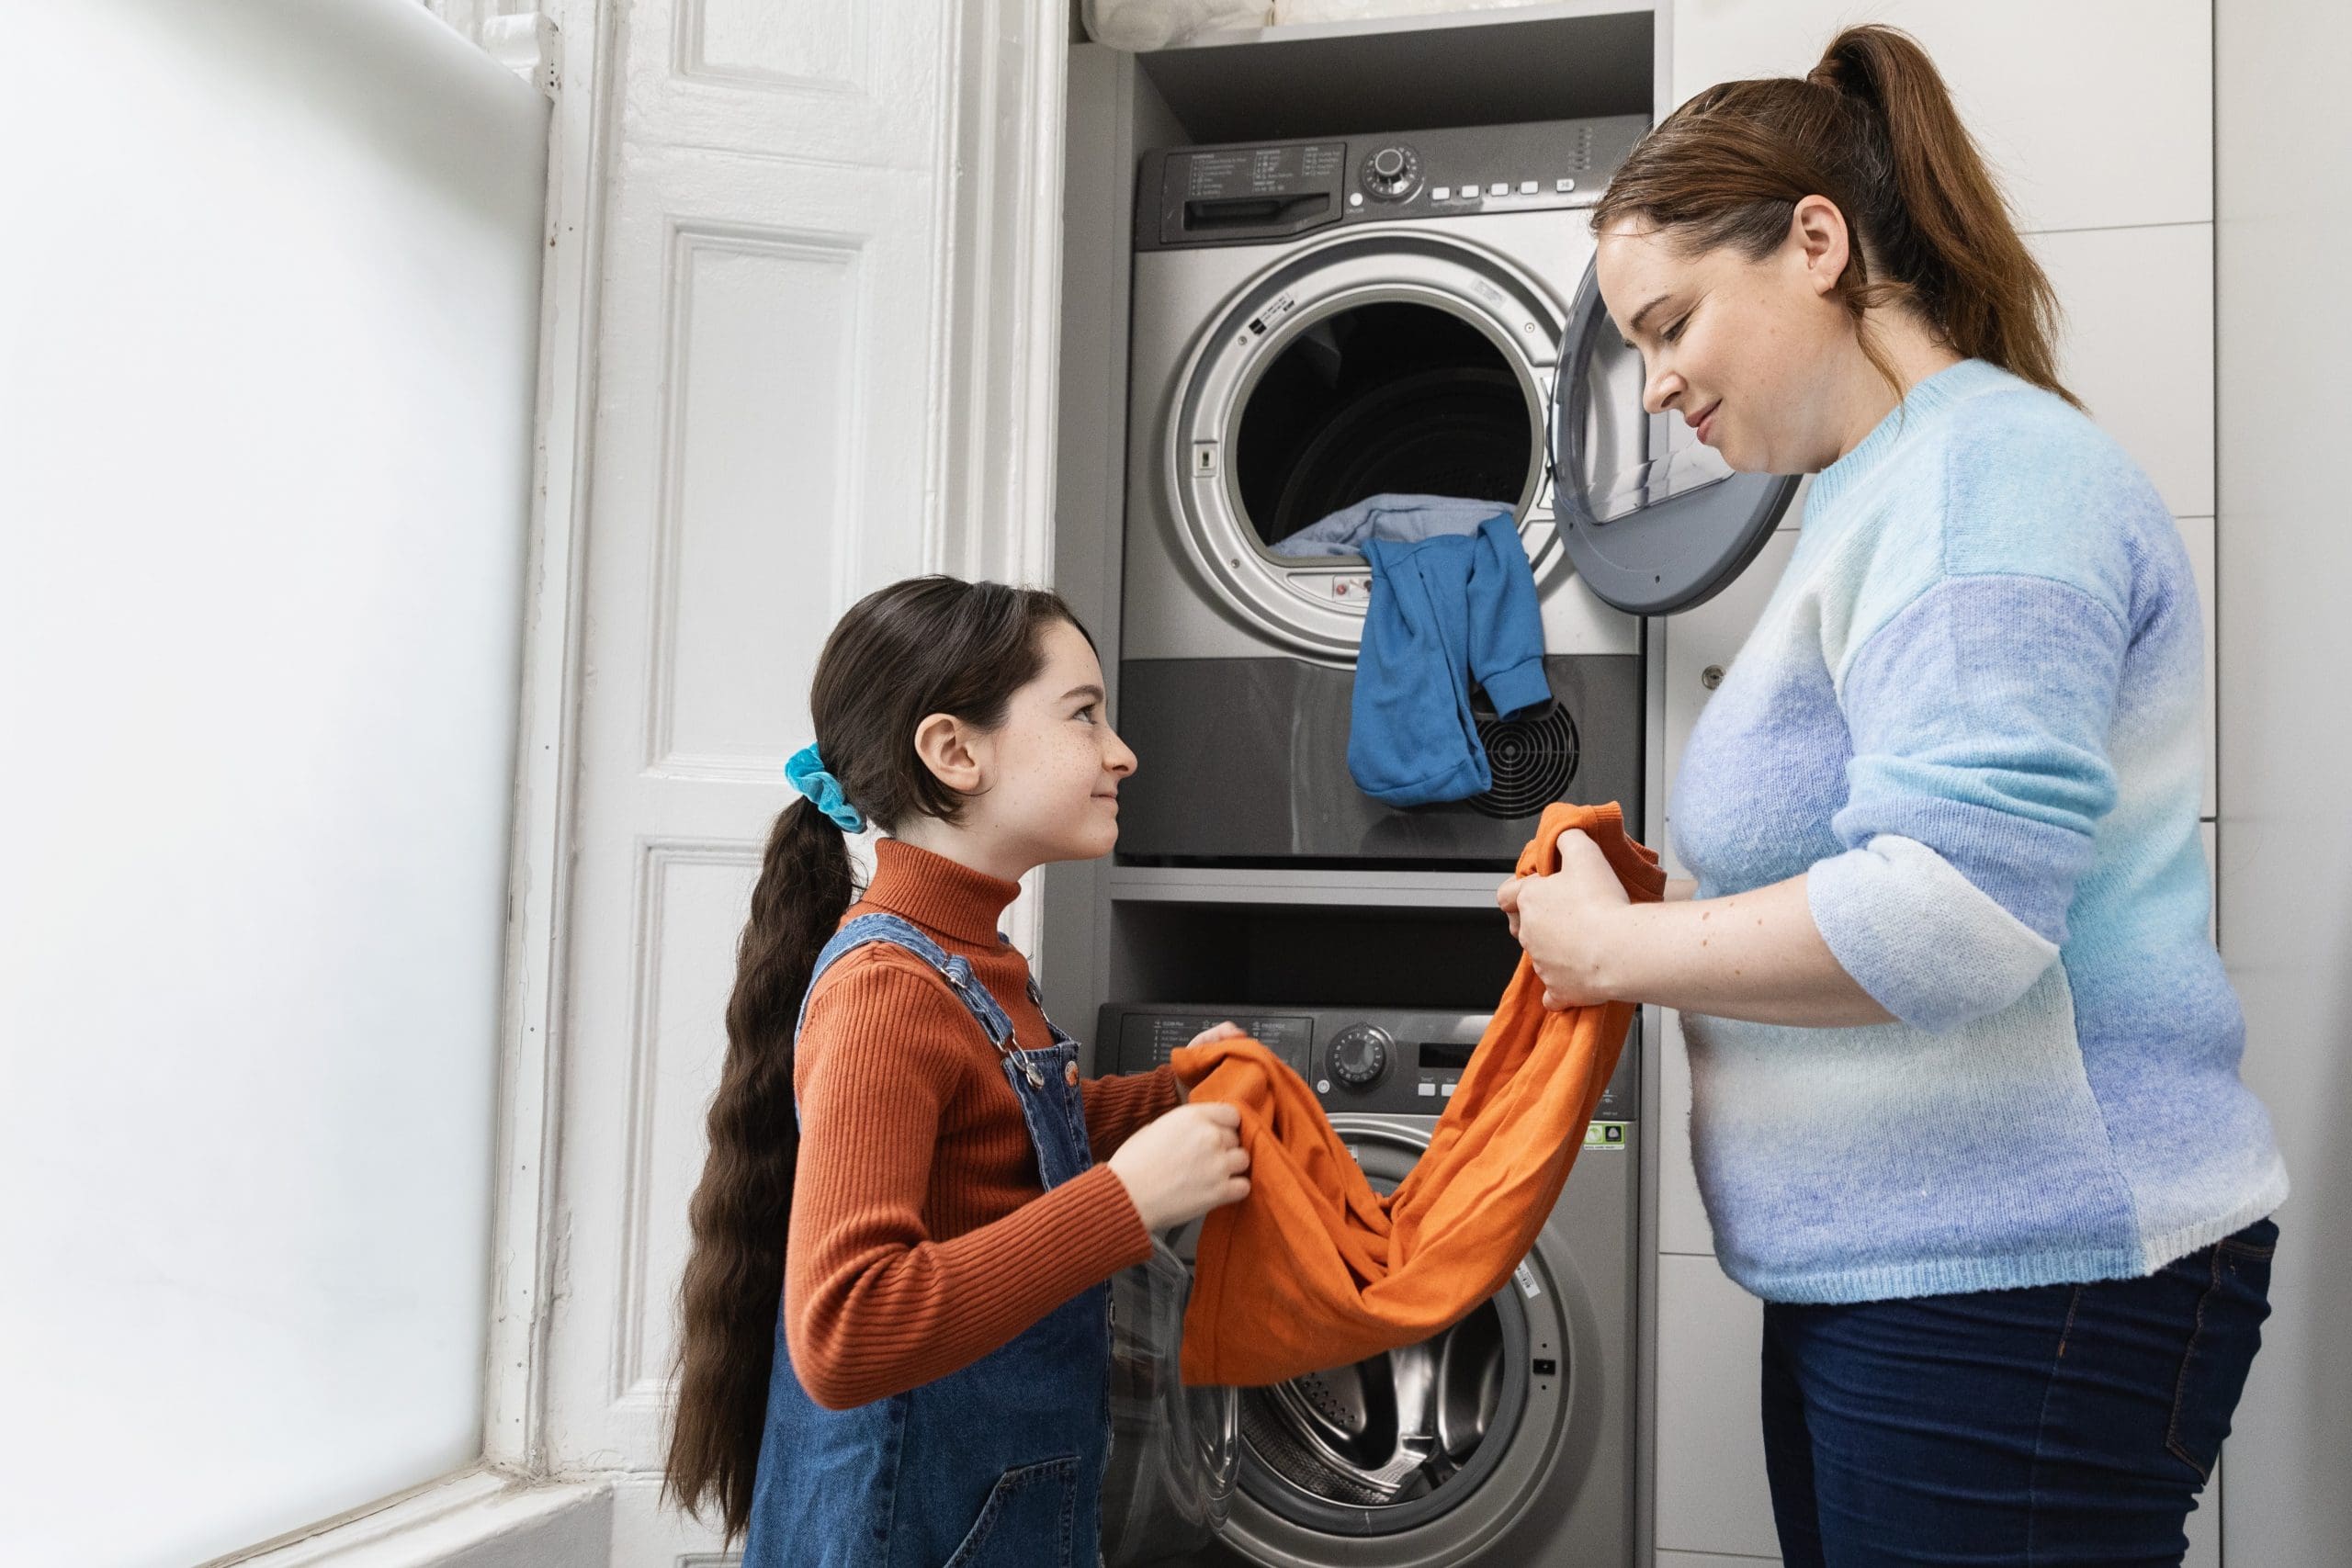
[542,0,955,1556]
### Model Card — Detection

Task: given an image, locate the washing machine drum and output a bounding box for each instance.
[1104,1126,1590,1567]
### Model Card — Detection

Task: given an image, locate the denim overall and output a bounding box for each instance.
[742,913,1113,1568]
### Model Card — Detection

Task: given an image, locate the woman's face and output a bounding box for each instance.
[1593,201,1858,476]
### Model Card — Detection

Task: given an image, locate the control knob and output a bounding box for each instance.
[1361,144,1420,201]
[1328,1024,1393,1089]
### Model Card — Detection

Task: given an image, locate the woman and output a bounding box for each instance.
[1498,25,2286,1565]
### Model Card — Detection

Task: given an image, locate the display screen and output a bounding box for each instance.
[1419,1041,1476,1071]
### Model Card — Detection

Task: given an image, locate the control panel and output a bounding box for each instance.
[1097,1002,1638,1129]
[1137,114,1649,252]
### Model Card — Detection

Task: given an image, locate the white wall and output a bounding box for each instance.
[1656,4,2222,1563]
[2214,4,2352,1562]
[0,2,546,1562]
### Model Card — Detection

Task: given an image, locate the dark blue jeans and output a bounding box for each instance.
[1760,1218,2278,1567]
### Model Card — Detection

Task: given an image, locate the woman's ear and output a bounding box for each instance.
[1789,193,1851,296]
[911,711,987,795]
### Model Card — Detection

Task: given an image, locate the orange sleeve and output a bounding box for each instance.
[1080,1065,1182,1161]
[785,953,1152,1410]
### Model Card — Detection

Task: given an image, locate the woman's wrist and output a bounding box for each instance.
[1590,900,1656,1001]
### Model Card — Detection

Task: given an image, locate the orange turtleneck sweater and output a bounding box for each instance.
[784,838,1182,1410]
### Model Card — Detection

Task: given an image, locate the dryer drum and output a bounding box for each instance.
[1236,299,1536,547]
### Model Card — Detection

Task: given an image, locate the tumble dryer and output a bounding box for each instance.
[1098,1003,1639,1568]
[1114,118,1796,867]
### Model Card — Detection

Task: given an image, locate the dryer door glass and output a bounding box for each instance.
[1235,300,1537,551]
[1549,257,1798,615]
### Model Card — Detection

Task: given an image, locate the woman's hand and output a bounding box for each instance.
[1108,1102,1251,1232]
[1501,852,1896,1027]
[1495,828,1634,1010]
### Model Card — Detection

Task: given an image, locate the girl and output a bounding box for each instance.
[663,576,1251,1566]
[1500,25,2284,1566]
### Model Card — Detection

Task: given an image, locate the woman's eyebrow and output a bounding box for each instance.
[1625,293,1673,337]
[1063,683,1105,704]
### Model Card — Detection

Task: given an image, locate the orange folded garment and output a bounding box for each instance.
[1169,801,1664,1387]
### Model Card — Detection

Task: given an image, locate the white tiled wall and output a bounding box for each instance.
[1657,5,2222,1562]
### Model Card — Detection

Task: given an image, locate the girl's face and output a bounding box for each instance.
[964,620,1136,869]
[1593,201,1860,476]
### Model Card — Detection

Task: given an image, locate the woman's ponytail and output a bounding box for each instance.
[1807,26,2070,401]
[664,795,854,1534]
[662,574,1091,1540]
[1593,23,2078,408]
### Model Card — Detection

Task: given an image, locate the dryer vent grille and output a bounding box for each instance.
[1470,701,1578,820]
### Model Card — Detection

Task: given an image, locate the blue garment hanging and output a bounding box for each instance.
[1348,511,1550,807]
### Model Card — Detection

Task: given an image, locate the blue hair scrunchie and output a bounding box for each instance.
[785,743,865,833]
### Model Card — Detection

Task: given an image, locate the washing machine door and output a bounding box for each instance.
[1204,1120,1606,1567]
[1548,258,1799,615]
[1102,1237,1240,1565]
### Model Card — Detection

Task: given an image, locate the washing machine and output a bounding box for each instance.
[1115,118,1797,867]
[1099,1003,1638,1567]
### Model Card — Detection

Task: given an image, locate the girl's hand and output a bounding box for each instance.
[1108,1102,1251,1232]
[1496,828,1633,1010]
[1168,1021,1242,1102]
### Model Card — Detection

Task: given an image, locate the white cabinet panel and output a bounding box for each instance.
[628,0,942,169]
[653,230,864,777]
[2032,223,2216,518]
[1661,529,1800,848]
[2202,819,2217,944]
[2183,514,2217,819]
[1659,1009,1715,1257]
[1657,1256,1782,1559]
[614,846,763,1402]
[1668,0,2211,234]
[2185,1454,2222,1568]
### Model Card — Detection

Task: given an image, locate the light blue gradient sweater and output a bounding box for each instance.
[1672,360,2287,1303]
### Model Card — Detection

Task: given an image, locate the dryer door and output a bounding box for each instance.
[1549,257,1799,615]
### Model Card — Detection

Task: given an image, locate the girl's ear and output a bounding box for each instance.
[911,711,987,795]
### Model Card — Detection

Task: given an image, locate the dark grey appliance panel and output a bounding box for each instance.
[1136,116,1648,252]
[1099,1003,1639,1123]
[1114,653,1640,868]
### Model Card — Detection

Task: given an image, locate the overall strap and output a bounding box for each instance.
[997,929,1080,1050]
[796,912,1034,1080]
